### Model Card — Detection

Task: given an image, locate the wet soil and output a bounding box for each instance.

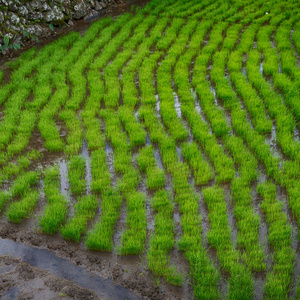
[0,220,189,300]
[0,255,102,300]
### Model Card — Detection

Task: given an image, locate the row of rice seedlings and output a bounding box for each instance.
[86,108,145,254]
[137,145,165,190]
[61,194,98,242]
[60,16,133,154]
[0,155,31,185]
[227,136,266,272]
[226,0,261,24]
[58,109,83,155]
[0,36,66,107]
[119,191,147,255]
[5,44,72,158]
[252,20,300,229]
[147,189,182,285]
[59,15,134,155]
[6,190,39,224]
[219,0,259,23]
[227,24,273,134]
[212,24,300,246]
[259,24,300,122]
[38,18,113,152]
[181,142,214,185]
[67,155,86,195]
[90,13,143,72]
[121,16,169,108]
[38,71,68,152]
[211,47,281,181]
[257,182,294,298]
[81,14,139,150]
[119,17,171,147]
[6,47,37,72]
[246,49,300,161]
[275,19,300,83]
[139,46,220,299]
[82,70,106,151]
[86,188,121,251]
[190,15,266,272]
[0,33,78,162]
[175,0,219,19]
[39,165,68,234]
[90,149,111,194]
[175,21,236,183]
[192,21,231,138]
[160,0,198,17]
[142,0,178,16]
[0,80,33,152]
[66,13,132,111]
[0,170,39,212]
[103,14,157,109]
[293,21,300,55]
[203,186,254,298]
[156,19,199,142]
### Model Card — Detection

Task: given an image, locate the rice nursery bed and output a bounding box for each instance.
[1,0,300,299]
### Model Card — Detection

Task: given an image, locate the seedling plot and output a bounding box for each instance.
[1,0,300,298]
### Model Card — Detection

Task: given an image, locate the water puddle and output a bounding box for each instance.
[155,94,161,118]
[265,122,279,157]
[105,141,116,184]
[154,147,164,169]
[173,91,182,118]
[82,140,92,195]
[145,134,151,145]
[210,86,218,106]
[176,146,183,162]
[259,63,263,75]
[195,100,202,114]
[59,159,69,199]
[295,126,300,142]
[241,66,247,78]
[0,237,141,300]
[134,110,139,122]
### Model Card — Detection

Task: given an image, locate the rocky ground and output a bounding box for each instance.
[0,0,125,53]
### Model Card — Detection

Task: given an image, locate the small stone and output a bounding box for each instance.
[18,5,29,16]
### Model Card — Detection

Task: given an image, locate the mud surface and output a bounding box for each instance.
[0,255,102,300]
[0,223,191,300]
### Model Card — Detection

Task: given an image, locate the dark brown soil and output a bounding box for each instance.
[0,255,102,300]
[0,222,191,300]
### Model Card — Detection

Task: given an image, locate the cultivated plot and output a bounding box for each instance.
[1,0,300,299]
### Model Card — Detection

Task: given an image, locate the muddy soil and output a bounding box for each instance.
[0,223,190,300]
[0,255,102,300]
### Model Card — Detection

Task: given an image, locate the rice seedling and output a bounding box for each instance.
[182,142,213,185]
[61,195,98,242]
[1,0,300,298]
[6,190,39,224]
[39,165,68,234]
[120,191,147,255]
[137,145,165,190]
[86,188,122,251]
[90,150,111,194]
[203,186,254,299]
[257,182,294,298]
[147,189,183,286]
